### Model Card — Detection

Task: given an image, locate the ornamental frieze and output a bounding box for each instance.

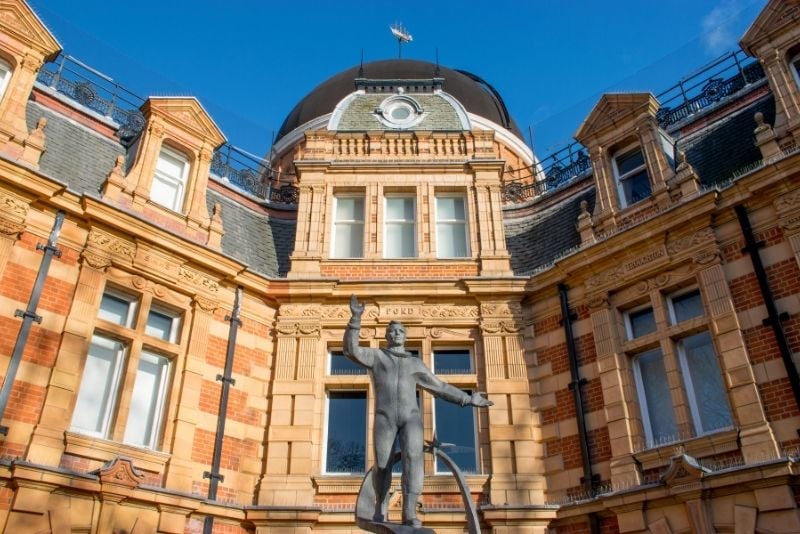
[0,191,29,220]
[480,320,521,335]
[586,245,668,289]
[80,250,112,270]
[0,219,24,236]
[193,296,219,312]
[276,322,321,336]
[178,265,219,293]
[421,305,480,319]
[480,302,521,318]
[666,227,715,256]
[87,229,135,259]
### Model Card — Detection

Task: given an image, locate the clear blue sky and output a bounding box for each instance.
[29,0,767,158]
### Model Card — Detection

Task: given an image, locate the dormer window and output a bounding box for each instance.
[790,53,800,89]
[0,59,12,101]
[376,95,424,128]
[613,146,651,207]
[151,146,189,212]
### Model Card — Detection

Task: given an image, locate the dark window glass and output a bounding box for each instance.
[435,390,477,474]
[325,391,367,473]
[679,331,733,434]
[635,349,678,447]
[621,169,652,205]
[671,290,704,323]
[628,307,656,338]
[433,349,472,374]
[329,351,367,375]
[616,149,645,175]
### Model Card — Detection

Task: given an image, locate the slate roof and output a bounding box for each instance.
[503,95,772,276]
[26,101,125,195]
[207,190,296,278]
[505,188,596,276]
[337,94,465,131]
[678,94,774,187]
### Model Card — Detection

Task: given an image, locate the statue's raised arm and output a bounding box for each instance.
[342,295,374,368]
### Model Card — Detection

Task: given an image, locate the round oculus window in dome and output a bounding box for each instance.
[378,96,424,128]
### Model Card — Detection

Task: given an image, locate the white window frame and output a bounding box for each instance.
[98,288,138,328]
[384,194,417,259]
[122,350,171,449]
[71,334,127,439]
[331,194,365,259]
[435,194,470,259]
[432,388,478,474]
[612,145,651,208]
[151,145,190,212]
[145,305,182,343]
[623,304,656,340]
[666,287,704,325]
[675,332,733,437]
[0,59,12,101]
[322,390,368,475]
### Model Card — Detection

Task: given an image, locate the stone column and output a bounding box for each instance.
[480,301,544,506]
[694,251,780,462]
[258,317,320,506]
[588,293,641,487]
[163,296,217,492]
[469,161,512,276]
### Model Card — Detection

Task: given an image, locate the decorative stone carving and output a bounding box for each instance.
[666,227,714,256]
[87,229,135,259]
[194,296,218,312]
[0,191,28,219]
[480,321,521,334]
[0,219,24,236]
[480,302,521,318]
[422,305,480,319]
[692,249,720,266]
[93,457,144,489]
[80,250,112,270]
[586,246,668,289]
[178,265,219,293]
[131,275,168,298]
[587,293,609,311]
[276,322,321,336]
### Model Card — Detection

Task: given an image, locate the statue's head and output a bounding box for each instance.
[385,320,406,347]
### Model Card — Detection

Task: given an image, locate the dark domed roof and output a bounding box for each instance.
[276,59,523,141]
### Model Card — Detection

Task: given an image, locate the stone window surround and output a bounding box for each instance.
[321,341,480,478]
[611,143,652,209]
[69,280,189,460]
[617,283,735,453]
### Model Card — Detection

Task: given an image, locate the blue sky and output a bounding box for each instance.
[29,0,767,158]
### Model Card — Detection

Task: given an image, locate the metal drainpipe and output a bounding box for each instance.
[0,211,64,436]
[203,286,243,534]
[558,284,600,534]
[735,205,800,412]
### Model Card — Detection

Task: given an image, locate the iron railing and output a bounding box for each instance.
[36,54,297,205]
[502,49,767,205]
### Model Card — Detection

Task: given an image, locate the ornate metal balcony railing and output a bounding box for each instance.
[502,49,767,205]
[35,54,297,206]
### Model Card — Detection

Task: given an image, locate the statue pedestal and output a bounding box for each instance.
[356,518,435,534]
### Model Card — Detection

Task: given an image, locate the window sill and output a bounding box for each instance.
[633,427,738,471]
[313,473,489,494]
[64,430,171,473]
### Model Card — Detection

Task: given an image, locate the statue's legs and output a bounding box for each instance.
[400,415,424,527]
[372,413,396,522]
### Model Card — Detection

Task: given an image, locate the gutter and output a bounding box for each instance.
[203,286,243,534]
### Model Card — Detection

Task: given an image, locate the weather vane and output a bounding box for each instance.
[390,23,412,58]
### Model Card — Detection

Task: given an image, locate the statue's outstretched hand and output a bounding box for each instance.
[469,392,493,407]
[350,294,364,316]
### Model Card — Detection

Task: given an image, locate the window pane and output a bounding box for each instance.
[146,309,176,341]
[155,149,186,179]
[628,307,656,338]
[437,222,468,258]
[0,61,11,99]
[621,169,652,205]
[150,174,183,211]
[333,222,364,258]
[616,150,645,175]
[123,352,170,448]
[98,293,133,326]
[433,350,472,374]
[386,197,414,220]
[434,391,477,473]
[437,197,465,220]
[386,222,415,257]
[325,392,367,473]
[635,349,677,446]
[329,351,367,375]
[671,290,703,323]
[336,197,364,222]
[71,335,124,436]
[680,332,733,434]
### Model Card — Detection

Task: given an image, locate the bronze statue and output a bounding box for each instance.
[344,295,492,529]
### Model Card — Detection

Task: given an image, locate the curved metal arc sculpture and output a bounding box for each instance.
[355,442,480,534]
